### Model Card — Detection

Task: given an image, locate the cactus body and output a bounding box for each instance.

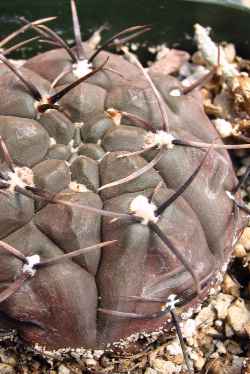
[0,6,245,353]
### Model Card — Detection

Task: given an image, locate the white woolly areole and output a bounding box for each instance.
[213,118,233,138]
[69,181,89,192]
[7,167,34,193]
[194,23,239,79]
[225,191,248,222]
[225,190,234,201]
[162,294,180,311]
[144,131,175,149]
[68,139,79,153]
[129,195,158,225]
[23,255,40,277]
[169,88,182,97]
[72,59,93,79]
[49,137,56,146]
[106,108,122,126]
[34,96,50,119]
[75,122,84,129]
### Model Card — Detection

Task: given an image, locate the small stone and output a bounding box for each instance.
[20,364,29,374]
[244,321,250,336]
[181,319,197,338]
[225,340,242,354]
[215,340,227,354]
[225,323,234,338]
[206,327,221,337]
[0,364,15,374]
[227,299,250,336]
[195,304,216,327]
[0,350,17,367]
[242,358,250,374]
[69,181,88,192]
[58,364,70,374]
[215,319,224,332]
[234,243,247,257]
[239,227,250,250]
[169,354,184,366]
[230,357,246,374]
[85,358,97,367]
[214,319,224,334]
[152,358,182,374]
[196,331,214,354]
[192,50,207,65]
[202,358,225,374]
[222,274,240,297]
[166,339,183,356]
[165,339,184,364]
[145,368,157,374]
[31,361,41,371]
[211,293,234,319]
[64,364,82,374]
[93,350,104,359]
[213,118,232,138]
[189,351,205,371]
[100,354,111,368]
[223,43,236,63]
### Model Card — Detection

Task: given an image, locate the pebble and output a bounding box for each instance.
[144,368,157,374]
[244,321,250,336]
[58,365,70,374]
[215,340,227,354]
[234,243,247,257]
[239,227,250,250]
[225,340,242,355]
[188,351,205,371]
[85,358,97,367]
[211,293,234,319]
[227,299,250,336]
[196,332,214,354]
[195,304,216,327]
[0,350,17,367]
[242,358,250,374]
[222,274,240,297]
[165,339,184,365]
[152,358,182,373]
[225,323,235,338]
[181,319,197,338]
[166,339,183,356]
[206,327,221,338]
[231,356,246,374]
[0,364,15,374]
[93,350,104,359]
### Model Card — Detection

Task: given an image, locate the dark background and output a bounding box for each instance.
[0,0,250,57]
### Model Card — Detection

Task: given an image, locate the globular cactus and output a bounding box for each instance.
[0,0,247,356]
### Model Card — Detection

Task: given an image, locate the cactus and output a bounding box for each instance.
[0,0,247,359]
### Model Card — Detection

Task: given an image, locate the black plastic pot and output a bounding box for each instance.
[0,0,250,58]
